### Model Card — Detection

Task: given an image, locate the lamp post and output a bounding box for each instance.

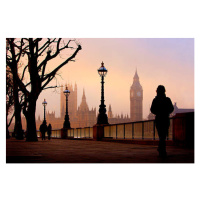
[63,86,71,129]
[42,99,47,124]
[97,61,109,124]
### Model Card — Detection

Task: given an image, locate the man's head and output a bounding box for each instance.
[156,85,166,95]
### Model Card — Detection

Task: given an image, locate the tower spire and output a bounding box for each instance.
[134,68,139,80]
[83,88,86,99]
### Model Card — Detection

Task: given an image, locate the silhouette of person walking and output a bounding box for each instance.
[150,85,174,157]
[47,124,52,140]
[40,122,47,140]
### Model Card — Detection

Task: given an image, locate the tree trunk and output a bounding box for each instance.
[14,105,24,139]
[25,99,38,141]
[13,75,24,140]
[6,110,10,139]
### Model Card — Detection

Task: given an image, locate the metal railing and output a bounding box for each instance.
[9,113,192,144]
[104,119,173,140]
[67,127,93,138]
[11,120,173,140]
[36,129,62,138]
[51,129,62,138]
[36,127,93,139]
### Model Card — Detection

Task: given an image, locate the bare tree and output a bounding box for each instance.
[6,40,24,139]
[6,38,82,141]
[6,66,14,138]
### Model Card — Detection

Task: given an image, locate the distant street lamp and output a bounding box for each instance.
[97,61,109,124]
[42,99,47,124]
[63,86,71,129]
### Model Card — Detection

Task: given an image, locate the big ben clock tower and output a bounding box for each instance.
[130,69,143,121]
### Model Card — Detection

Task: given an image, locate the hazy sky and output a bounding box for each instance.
[36,38,194,120]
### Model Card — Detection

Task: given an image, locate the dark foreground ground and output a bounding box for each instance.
[6,138,194,163]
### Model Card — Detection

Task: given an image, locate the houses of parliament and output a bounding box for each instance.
[16,70,143,130]
[34,70,143,129]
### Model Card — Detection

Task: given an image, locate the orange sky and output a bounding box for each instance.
[36,38,194,120]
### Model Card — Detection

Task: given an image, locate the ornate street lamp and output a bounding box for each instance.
[42,99,47,124]
[63,86,71,129]
[97,61,109,124]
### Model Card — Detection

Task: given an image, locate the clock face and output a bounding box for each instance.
[137,91,141,97]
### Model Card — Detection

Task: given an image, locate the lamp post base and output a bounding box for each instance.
[93,124,104,141]
[61,128,70,139]
[97,113,109,125]
[63,114,71,129]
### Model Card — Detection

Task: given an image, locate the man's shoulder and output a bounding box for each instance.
[166,97,172,101]
[152,97,157,101]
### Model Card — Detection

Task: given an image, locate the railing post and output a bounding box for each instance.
[89,127,90,138]
[109,125,111,137]
[124,123,125,139]
[116,125,118,139]
[132,123,134,139]
[142,122,144,139]
[93,124,104,141]
[172,112,194,147]
[171,118,173,140]
[167,119,170,140]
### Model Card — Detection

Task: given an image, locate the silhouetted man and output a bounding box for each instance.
[40,122,47,140]
[150,85,174,157]
[47,124,52,140]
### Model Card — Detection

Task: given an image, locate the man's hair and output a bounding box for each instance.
[157,85,166,95]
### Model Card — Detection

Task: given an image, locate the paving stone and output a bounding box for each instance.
[6,138,194,163]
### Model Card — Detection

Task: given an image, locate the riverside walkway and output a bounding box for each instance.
[6,138,194,163]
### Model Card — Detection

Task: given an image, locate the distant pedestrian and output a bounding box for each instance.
[150,85,174,157]
[40,122,47,140]
[47,124,52,140]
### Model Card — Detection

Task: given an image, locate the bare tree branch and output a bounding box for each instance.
[43,85,58,90]
[42,44,82,84]
[21,64,28,81]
